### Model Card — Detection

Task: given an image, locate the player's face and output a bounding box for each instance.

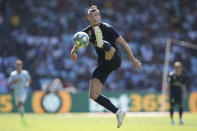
[88,11,101,26]
[175,66,182,75]
[15,61,23,72]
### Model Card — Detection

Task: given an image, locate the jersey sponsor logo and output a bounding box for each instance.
[171,82,182,86]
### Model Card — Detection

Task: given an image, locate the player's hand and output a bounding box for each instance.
[70,46,79,62]
[25,81,30,88]
[71,53,77,62]
[131,58,141,69]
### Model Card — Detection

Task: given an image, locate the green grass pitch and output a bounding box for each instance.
[0,113,197,131]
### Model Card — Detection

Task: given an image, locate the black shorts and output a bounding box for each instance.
[170,95,182,105]
[91,50,121,84]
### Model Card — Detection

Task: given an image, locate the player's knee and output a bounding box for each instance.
[89,86,100,100]
[89,92,99,100]
[103,41,111,51]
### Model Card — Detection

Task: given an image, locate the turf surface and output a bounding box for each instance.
[0,113,197,131]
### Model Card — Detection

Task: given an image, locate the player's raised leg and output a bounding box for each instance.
[94,26,115,60]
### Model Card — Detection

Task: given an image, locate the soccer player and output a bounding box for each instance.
[8,60,31,125]
[167,61,187,125]
[71,5,141,128]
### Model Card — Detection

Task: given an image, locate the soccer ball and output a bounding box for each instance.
[73,32,89,48]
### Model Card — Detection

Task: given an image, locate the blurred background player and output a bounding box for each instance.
[8,60,31,125]
[71,5,141,128]
[167,61,187,125]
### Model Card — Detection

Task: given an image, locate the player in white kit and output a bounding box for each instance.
[8,60,31,125]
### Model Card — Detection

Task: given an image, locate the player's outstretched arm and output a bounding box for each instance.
[70,45,79,61]
[116,36,141,69]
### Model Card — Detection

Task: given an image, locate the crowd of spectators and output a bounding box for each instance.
[0,0,197,93]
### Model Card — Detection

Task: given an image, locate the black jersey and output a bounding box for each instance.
[82,22,120,63]
[168,71,185,96]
